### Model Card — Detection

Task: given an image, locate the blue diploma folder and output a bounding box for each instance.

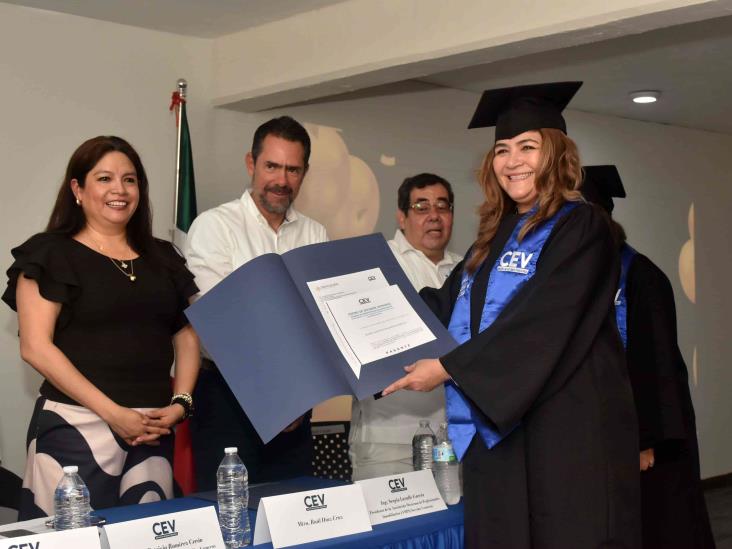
[185,234,456,443]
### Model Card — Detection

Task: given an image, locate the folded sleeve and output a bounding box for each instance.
[2,233,80,321]
[156,239,199,333]
[626,254,688,450]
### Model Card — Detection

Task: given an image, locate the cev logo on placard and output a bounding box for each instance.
[152,519,178,540]
[388,477,407,493]
[497,251,534,275]
[6,542,40,549]
[358,298,371,305]
[303,493,327,511]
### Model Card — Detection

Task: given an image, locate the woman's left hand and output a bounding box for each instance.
[136,405,186,445]
[381,358,451,396]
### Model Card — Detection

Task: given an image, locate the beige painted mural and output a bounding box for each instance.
[297,123,382,421]
[295,124,380,240]
[679,203,697,386]
[680,203,695,304]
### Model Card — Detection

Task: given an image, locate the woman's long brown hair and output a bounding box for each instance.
[45,136,171,269]
[466,128,583,273]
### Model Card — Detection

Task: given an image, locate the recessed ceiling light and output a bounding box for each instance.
[630,91,661,104]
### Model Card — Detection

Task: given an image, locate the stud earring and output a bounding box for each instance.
[75,197,81,206]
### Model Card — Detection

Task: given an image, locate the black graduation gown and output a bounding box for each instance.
[625,252,714,548]
[422,203,641,548]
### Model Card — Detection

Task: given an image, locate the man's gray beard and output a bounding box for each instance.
[256,188,292,215]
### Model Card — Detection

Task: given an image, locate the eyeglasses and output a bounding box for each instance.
[409,200,453,215]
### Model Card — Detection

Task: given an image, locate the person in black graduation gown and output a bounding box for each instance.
[383,83,641,548]
[583,166,714,549]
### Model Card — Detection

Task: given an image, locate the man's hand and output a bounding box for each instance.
[283,415,305,433]
[640,448,655,472]
[381,358,450,396]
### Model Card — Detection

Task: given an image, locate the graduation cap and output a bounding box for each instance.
[581,165,626,213]
[468,81,583,140]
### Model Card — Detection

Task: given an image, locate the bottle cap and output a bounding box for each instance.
[224,447,238,454]
[62,465,78,473]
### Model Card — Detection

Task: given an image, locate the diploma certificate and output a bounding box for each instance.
[308,270,435,377]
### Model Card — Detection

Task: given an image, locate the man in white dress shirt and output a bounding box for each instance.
[350,173,462,480]
[184,116,328,489]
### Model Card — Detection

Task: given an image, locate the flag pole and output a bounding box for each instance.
[173,78,187,235]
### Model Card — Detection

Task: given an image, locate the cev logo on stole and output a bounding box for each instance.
[457,277,472,299]
[498,251,534,275]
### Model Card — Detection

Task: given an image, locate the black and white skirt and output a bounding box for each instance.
[19,396,174,520]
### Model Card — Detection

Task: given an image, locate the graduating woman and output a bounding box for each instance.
[3,136,200,519]
[583,166,714,548]
[383,83,640,547]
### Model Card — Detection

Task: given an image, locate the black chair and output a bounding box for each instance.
[0,466,22,511]
[311,421,352,481]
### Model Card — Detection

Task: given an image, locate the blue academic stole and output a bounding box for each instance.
[614,243,637,348]
[446,202,578,460]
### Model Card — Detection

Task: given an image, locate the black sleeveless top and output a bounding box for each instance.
[2,233,198,407]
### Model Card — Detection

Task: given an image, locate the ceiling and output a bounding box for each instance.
[3,1,731,134]
[0,0,348,37]
[421,15,732,135]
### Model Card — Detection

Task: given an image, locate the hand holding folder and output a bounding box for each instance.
[185,234,456,443]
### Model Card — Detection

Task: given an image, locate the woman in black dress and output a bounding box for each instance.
[3,136,200,518]
[383,83,640,547]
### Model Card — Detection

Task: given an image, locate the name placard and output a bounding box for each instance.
[102,507,224,549]
[0,526,100,549]
[252,484,371,548]
[356,469,447,525]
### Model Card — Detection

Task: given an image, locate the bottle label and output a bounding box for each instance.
[433,445,457,462]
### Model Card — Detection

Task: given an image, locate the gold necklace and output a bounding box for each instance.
[86,234,138,283]
[108,257,137,282]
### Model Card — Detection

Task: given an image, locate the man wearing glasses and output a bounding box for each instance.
[349,173,461,480]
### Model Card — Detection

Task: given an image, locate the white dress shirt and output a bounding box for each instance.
[349,230,462,480]
[387,230,462,291]
[184,190,328,297]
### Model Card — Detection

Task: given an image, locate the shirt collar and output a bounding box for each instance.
[392,229,415,254]
[393,229,457,267]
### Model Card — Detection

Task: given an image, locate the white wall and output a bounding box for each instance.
[211,0,726,109]
[1,3,730,481]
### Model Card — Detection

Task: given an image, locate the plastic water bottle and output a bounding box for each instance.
[412,420,436,471]
[433,422,461,505]
[53,465,91,530]
[217,447,251,547]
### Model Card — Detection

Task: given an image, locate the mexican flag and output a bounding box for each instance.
[173,93,197,249]
[170,89,197,495]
